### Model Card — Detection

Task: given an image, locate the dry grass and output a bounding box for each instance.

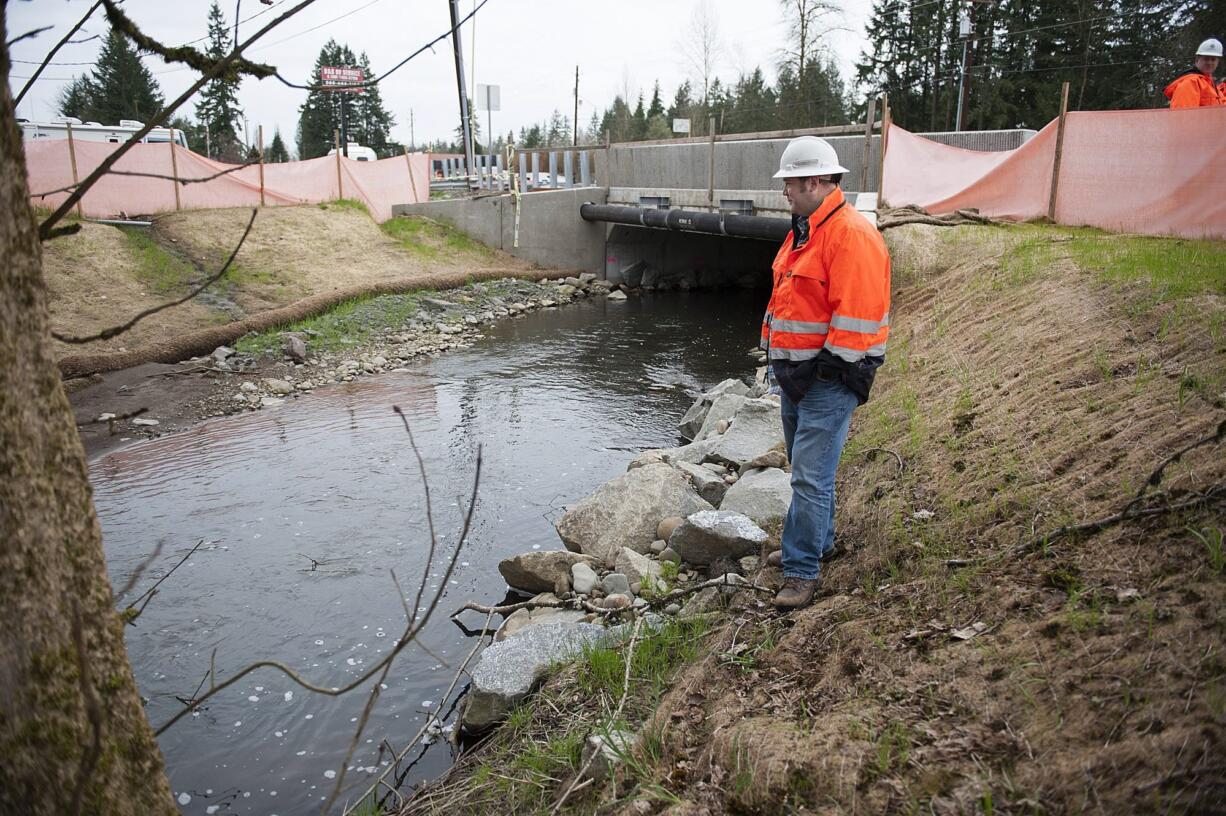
[403,223,1226,815]
[41,204,534,358]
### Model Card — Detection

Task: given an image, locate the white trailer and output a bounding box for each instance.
[18,117,189,149]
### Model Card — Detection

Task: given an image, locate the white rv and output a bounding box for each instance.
[18,117,189,149]
[327,143,377,162]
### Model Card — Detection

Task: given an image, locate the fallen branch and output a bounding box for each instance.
[121,539,206,625]
[877,205,1005,231]
[52,209,257,345]
[1121,419,1225,518]
[862,446,904,472]
[75,406,148,434]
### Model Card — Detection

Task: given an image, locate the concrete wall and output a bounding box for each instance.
[393,187,607,275]
[604,129,1036,193]
[603,224,775,290]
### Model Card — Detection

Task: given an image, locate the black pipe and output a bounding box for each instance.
[580,203,790,243]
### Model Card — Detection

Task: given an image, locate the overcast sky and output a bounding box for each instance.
[9,0,873,152]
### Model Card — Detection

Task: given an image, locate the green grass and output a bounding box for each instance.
[318,198,371,215]
[120,227,197,294]
[234,292,424,356]
[380,214,494,261]
[576,616,709,700]
[1062,229,1226,302]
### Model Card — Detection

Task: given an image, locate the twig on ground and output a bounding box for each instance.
[75,406,148,434]
[16,2,102,107]
[1120,419,1225,517]
[862,446,905,472]
[52,209,257,345]
[877,205,1005,231]
[550,616,645,814]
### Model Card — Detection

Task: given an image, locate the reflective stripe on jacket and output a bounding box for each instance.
[760,187,891,364]
[1164,70,1226,108]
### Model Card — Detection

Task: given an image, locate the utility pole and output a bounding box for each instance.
[449,0,475,176]
[573,66,579,146]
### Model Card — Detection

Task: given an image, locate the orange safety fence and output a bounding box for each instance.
[882,107,1226,241]
[23,139,429,223]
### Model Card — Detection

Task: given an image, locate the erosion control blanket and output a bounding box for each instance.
[883,107,1226,240]
[24,139,429,223]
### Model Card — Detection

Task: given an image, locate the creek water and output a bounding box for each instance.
[91,291,766,815]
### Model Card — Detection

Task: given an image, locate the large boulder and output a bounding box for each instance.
[669,510,769,566]
[676,461,729,506]
[557,463,712,563]
[695,394,749,441]
[498,550,598,594]
[614,547,663,591]
[626,438,718,472]
[462,623,614,731]
[678,378,752,440]
[719,467,793,527]
[704,398,786,469]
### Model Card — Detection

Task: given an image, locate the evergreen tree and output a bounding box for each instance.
[266,129,291,162]
[194,0,243,160]
[631,93,648,140]
[296,39,395,159]
[545,110,571,146]
[647,81,666,119]
[56,27,164,124]
[518,124,544,148]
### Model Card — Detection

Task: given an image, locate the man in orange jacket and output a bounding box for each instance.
[1165,38,1224,108]
[761,136,891,610]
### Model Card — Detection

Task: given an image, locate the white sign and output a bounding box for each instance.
[476,84,501,111]
[320,66,364,92]
[672,118,691,134]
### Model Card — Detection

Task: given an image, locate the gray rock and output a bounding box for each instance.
[614,548,663,590]
[649,539,667,554]
[657,516,684,541]
[599,593,632,610]
[370,355,388,368]
[239,381,258,393]
[263,378,294,396]
[742,450,790,472]
[669,510,769,566]
[498,550,598,594]
[282,335,308,363]
[556,463,712,563]
[462,623,614,731]
[571,562,599,594]
[626,449,666,470]
[659,438,719,467]
[719,467,793,528]
[581,730,638,782]
[602,572,632,597]
[678,378,752,441]
[680,587,720,616]
[664,603,682,616]
[704,398,786,469]
[695,394,749,441]
[578,272,598,283]
[659,547,681,565]
[607,290,628,301]
[495,606,588,643]
[711,572,752,595]
[739,555,762,573]
[259,397,285,408]
[211,345,235,361]
[676,461,729,507]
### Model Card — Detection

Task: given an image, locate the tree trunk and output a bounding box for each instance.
[0,13,176,816]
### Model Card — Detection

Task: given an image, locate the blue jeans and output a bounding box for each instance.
[779,379,858,580]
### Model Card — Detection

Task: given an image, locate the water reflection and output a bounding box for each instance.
[92,291,766,814]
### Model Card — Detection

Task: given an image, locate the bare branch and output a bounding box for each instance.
[154,444,483,737]
[115,540,165,600]
[31,160,259,199]
[75,406,148,433]
[100,0,274,82]
[8,26,54,49]
[122,539,207,625]
[392,406,439,625]
[15,1,102,107]
[38,1,318,239]
[52,208,257,345]
[1121,419,1226,517]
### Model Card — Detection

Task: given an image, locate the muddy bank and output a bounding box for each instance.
[70,273,623,458]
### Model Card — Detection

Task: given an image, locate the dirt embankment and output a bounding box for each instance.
[407,224,1226,814]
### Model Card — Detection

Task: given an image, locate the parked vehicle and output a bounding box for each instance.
[18,117,188,148]
[326,143,377,162]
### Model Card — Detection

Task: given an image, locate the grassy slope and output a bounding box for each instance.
[41,203,522,358]
[401,224,1225,816]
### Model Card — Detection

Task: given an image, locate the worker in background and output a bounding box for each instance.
[761,136,891,611]
[1165,38,1224,108]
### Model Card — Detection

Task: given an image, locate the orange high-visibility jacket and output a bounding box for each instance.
[760,187,891,364]
[1165,70,1226,108]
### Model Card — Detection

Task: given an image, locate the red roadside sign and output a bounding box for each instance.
[320,66,364,92]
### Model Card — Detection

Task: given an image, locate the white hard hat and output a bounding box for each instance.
[773,136,849,179]
[1197,38,1223,57]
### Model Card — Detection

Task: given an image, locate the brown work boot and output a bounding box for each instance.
[773,576,820,610]
[767,549,783,568]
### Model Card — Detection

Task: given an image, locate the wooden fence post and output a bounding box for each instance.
[860,96,877,193]
[65,122,83,218]
[258,125,266,207]
[334,129,343,200]
[169,132,182,211]
[403,145,418,202]
[876,95,891,209]
[1047,81,1071,223]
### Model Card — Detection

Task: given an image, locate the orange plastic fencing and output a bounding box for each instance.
[882,107,1226,241]
[24,139,429,223]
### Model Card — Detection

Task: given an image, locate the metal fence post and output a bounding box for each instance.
[563,151,574,188]
[579,150,591,186]
[549,151,558,188]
